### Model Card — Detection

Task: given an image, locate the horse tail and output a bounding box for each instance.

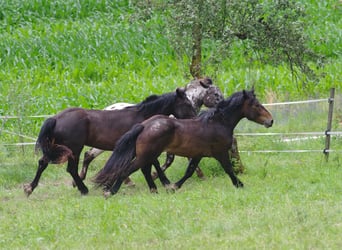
[93,124,144,187]
[35,117,73,164]
[36,118,56,154]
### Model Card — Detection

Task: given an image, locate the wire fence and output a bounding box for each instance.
[234,88,342,156]
[1,89,341,157]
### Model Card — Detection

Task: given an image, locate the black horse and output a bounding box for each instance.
[24,88,196,196]
[94,89,273,197]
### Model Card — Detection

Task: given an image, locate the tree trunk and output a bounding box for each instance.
[190,18,202,78]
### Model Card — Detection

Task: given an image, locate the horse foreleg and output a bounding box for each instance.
[123,177,135,187]
[152,154,205,180]
[195,166,205,179]
[67,156,89,195]
[23,156,49,197]
[216,153,243,188]
[161,153,175,172]
[80,148,104,180]
[173,158,202,190]
[151,153,174,180]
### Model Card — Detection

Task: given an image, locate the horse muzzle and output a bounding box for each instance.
[264,119,273,128]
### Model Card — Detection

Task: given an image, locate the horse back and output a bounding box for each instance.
[46,107,144,150]
[134,115,176,156]
[140,117,231,158]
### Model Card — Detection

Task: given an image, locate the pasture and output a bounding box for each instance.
[0,0,341,249]
[0,149,341,249]
[1,99,341,249]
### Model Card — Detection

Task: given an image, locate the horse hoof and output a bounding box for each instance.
[166,183,178,192]
[235,181,244,188]
[150,188,158,194]
[103,190,112,199]
[125,181,136,187]
[151,172,158,180]
[80,187,89,195]
[166,188,175,194]
[23,184,33,197]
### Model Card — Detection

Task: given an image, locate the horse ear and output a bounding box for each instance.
[243,90,248,99]
[199,77,212,88]
[251,85,255,93]
[176,87,186,98]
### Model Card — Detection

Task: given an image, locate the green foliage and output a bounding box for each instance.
[0,0,339,142]
[304,0,342,58]
[0,0,129,25]
[136,0,341,89]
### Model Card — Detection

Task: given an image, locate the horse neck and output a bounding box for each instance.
[221,109,245,133]
[140,103,174,119]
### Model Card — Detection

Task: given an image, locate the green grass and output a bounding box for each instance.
[0,152,341,249]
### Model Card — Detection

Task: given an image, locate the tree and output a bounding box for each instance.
[131,0,323,174]
[157,0,321,81]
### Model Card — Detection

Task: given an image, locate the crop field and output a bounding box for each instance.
[0,0,341,249]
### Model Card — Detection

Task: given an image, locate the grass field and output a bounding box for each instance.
[1,151,341,249]
[1,101,341,249]
[1,0,342,249]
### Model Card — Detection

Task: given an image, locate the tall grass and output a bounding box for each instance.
[1,0,340,144]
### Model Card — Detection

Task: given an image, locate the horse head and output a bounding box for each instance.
[173,88,197,119]
[202,85,224,108]
[242,89,273,128]
[184,77,224,112]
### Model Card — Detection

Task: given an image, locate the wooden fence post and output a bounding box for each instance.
[324,88,335,161]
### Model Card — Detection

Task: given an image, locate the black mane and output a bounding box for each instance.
[133,92,177,117]
[199,90,255,122]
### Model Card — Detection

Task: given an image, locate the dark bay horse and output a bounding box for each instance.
[24,88,196,196]
[80,77,224,185]
[93,89,273,197]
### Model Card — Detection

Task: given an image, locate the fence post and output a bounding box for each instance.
[324,88,335,161]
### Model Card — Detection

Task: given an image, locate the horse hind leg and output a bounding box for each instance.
[23,156,49,197]
[141,163,159,193]
[105,161,142,197]
[67,155,89,195]
[105,178,124,198]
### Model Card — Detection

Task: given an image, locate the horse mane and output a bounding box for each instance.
[139,94,159,104]
[198,108,216,121]
[134,92,176,117]
[199,90,255,122]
